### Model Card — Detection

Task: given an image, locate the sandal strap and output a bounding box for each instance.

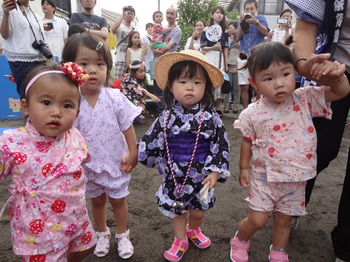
[96,227,111,238]
[115,229,130,239]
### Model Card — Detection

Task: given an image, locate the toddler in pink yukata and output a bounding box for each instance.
[229,42,350,262]
[0,62,96,262]
[62,33,141,260]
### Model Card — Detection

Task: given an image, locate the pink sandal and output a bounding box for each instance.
[186,224,211,249]
[164,237,189,262]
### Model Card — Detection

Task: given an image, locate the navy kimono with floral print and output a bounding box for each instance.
[138,103,230,216]
[121,73,147,109]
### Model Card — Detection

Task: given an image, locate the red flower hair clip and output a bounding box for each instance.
[59,62,89,87]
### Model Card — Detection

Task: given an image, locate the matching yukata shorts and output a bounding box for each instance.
[247,175,307,216]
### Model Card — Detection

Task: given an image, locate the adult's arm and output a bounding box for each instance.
[88,27,108,41]
[1,1,15,39]
[111,15,123,34]
[159,39,175,53]
[291,18,343,86]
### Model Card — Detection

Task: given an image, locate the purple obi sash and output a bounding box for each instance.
[167,131,210,162]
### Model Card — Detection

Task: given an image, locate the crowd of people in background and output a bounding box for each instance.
[0,0,349,261]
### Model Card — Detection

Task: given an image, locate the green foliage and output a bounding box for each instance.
[225,8,239,23]
[177,0,239,50]
[177,0,219,50]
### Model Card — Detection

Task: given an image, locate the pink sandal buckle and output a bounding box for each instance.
[164,237,189,262]
[186,225,211,249]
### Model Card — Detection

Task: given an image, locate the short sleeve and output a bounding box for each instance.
[295,86,332,119]
[233,107,256,141]
[109,89,142,132]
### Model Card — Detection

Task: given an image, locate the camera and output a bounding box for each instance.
[244,13,251,20]
[123,5,135,13]
[277,18,289,24]
[32,40,53,59]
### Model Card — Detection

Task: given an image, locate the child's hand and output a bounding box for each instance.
[239,169,250,188]
[151,94,161,103]
[299,53,345,86]
[120,154,138,174]
[310,53,338,80]
[202,172,220,189]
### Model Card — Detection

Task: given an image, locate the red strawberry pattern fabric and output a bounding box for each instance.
[0,122,95,255]
[234,86,332,182]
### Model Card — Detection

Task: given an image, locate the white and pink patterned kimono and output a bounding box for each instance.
[234,86,332,182]
[0,122,95,255]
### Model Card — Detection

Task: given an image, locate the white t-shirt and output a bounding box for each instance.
[42,16,68,60]
[184,36,201,51]
[115,23,134,62]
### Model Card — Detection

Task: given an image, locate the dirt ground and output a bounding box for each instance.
[0,110,349,262]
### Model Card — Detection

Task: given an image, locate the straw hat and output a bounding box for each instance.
[154,50,224,90]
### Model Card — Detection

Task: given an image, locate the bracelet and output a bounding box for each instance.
[3,10,10,15]
[255,20,259,24]
[295,58,307,65]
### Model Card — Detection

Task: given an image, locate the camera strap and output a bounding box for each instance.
[17,1,46,43]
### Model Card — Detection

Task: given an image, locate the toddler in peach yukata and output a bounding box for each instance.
[234,86,332,214]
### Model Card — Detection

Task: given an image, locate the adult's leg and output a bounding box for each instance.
[8,61,45,99]
[306,91,350,205]
[153,80,164,114]
[331,147,350,261]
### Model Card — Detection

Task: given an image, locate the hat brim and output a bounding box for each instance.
[154,50,224,90]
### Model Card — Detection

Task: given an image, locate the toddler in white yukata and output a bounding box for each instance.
[0,62,96,262]
[230,42,350,262]
[62,33,141,260]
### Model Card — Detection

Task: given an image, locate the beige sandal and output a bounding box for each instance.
[93,227,111,257]
[115,229,134,259]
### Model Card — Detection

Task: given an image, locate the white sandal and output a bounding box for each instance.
[93,227,111,257]
[115,229,134,259]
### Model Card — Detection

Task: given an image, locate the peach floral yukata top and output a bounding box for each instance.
[0,122,95,256]
[234,86,332,182]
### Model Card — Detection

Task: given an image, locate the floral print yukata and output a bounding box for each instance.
[138,103,230,217]
[121,73,147,110]
[234,86,332,215]
[74,87,141,198]
[0,122,95,256]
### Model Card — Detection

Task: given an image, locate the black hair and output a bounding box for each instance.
[61,33,113,85]
[247,42,295,80]
[22,60,80,103]
[152,11,163,21]
[239,51,248,60]
[130,60,145,85]
[244,0,258,9]
[127,31,141,48]
[228,21,238,28]
[163,61,215,109]
[145,22,153,29]
[41,0,56,14]
[209,6,226,30]
[68,24,86,38]
[41,0,56,8]
[280,8,292,18]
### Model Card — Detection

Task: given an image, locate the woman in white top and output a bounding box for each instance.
[1,0,47,99]
[266,9,293,43]
[184,19,206,51]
